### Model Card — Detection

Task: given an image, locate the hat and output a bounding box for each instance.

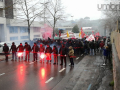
[69,46,73,49]
[25,42,28,44]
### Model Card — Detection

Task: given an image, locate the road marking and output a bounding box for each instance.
[76,57,79,60]
[59,68,66,72]
[87,84,92,90]
[0,73,5,76]
[45,77,54,83]
[29,62,34,64]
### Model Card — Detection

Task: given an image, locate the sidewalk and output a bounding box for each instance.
[52,55,113,90]
[0,55,12,61]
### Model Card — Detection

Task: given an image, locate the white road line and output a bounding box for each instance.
[59,68,66,72]
[0,73,5,76]
[29,62,34,64]
[76,57,79,60]
[45,77,54,83]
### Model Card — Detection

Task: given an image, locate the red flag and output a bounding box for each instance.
[59,30,61,37]
[55,33,57,36]
[81,27,86,38]
[92,31,94,37]
[97,32,100,36]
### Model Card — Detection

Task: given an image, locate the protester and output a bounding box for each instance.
[31,43,39,62]
[68,46,74,66]
[3,43,9,62]
[24,42,31,61]
[89,40,95,55]
[103,46,109,65]
[52,45,58,65]
[10,42,17,61]
[45,44,52,63]
[39,44,45,62]
[59,44,67,66]
[17,43,24,61]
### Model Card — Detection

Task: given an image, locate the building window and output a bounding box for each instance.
[20,27,28,33]
[33,27,40,32]
[20,36,28,39]
[0,0,3,2]
[10,36,18,41]
[34,35,40,37]
[9,26,18,33]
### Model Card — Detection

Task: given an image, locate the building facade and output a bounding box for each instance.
[0,0,45,42]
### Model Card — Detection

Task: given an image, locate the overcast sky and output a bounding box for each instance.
[61,0,104,20]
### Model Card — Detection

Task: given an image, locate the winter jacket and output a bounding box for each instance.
[89,42,95,49]
[24,44,31,52]
[45,47,52,53]
[17,45,24,52]
[3,46,9,53]
[52,48,58,54]
[59,46,67,55]
[68,46,74,58]
[39,46,45,52]
[100,42,104,48]
[10,45,17,53]
[103,49,109,56]
[32,45,39,53]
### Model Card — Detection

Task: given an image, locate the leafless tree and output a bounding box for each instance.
[13,0,44,40]
[102,0,120,32]
[41,0,66,38]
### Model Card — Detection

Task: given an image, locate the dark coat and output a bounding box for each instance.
[39,46,45,52]
[24,44,31,52]
[32,45,39,53]
[17,45,24,52]
[59,46,67,55]
[89,42,95,49]
[52,48,58,54]
[45,47,52,53]
[3,46,9,53]
[10,45,17,53]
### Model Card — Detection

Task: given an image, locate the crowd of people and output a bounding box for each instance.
[2,36,112,66]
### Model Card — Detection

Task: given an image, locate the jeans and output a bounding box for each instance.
[90,49,94,55]
[12,52,17,60]
[33,53,37,61]
[25,51,30,60]
[60,56,66,65]
[70,58,74,65]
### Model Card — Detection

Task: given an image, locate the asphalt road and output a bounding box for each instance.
[0,53,83,90]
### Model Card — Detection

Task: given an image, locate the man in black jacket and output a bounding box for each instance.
[89,40,95,55]
[59,44,67,66]
[10,42,17,61]
[45,44,52,63]
[31,43,39,62]
[3,43,9,62]
[24,42,31,61]
[17,43,24,61]
[39,44,45,62]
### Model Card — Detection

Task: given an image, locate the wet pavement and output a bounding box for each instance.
[0,54,83,90]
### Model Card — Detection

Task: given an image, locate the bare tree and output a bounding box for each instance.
[42,0,66,38]
[13,0,44,40]
[102,0,120,32]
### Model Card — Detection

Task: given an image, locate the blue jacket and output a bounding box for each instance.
[103,49,109,56]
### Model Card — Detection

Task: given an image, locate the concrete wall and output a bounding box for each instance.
[111,31,120,90]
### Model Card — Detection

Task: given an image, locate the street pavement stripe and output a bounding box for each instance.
[87,84,92,90]
[76,57,79,60]
[0,73,5,76]
[29,62,34,64]
[59,68,66,72]
[45,77,54,83]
